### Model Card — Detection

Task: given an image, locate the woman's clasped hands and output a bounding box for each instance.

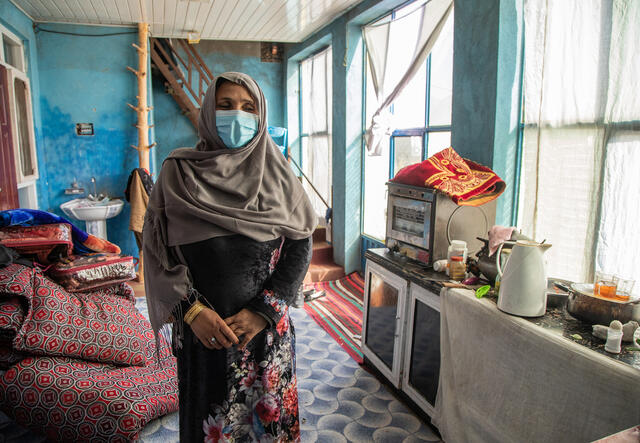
[190,307,267,350]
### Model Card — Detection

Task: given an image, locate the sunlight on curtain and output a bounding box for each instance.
[520,0,640,286]
[363,0,453,155]
[301,47,332,218]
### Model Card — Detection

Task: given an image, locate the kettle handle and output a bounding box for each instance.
[496,240,517,277]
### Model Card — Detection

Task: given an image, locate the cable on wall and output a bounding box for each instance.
[34,25,137,37]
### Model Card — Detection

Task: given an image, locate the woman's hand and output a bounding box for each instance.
[224,309,268,350]
[190,308,240,350]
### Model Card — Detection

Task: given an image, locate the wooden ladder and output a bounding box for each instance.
[149,38,214,128]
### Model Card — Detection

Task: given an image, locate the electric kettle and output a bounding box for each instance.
[496,240,552,317]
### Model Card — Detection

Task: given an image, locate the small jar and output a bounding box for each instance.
[447,240,468,276]
[449,255,466,281]
[605,328,623,353]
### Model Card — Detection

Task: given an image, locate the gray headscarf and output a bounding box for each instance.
[143,72,317,333]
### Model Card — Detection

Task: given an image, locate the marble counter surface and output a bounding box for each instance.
[364,248,640,371]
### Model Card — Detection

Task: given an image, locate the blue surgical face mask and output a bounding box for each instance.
[215,110,259,149]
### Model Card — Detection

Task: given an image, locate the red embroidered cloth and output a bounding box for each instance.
[391,147,506,206]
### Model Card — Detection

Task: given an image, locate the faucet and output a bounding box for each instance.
[88,177,105,201]
[89,177,97,200]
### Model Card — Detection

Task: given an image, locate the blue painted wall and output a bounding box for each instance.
[36,23,140,257]
[153,40,284,162]
[451,0,523,225]
[0,0,49,211]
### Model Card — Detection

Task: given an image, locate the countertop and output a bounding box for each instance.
[364,248,448,294]
[364,248,640,371]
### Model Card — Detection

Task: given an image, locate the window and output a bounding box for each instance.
[0,26,38,191]
[2,34,25,73]
[300,47,332,218]
[363,4,454,241]
[518,0,639,285]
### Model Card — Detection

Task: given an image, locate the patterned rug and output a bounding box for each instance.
[303,272,365,364]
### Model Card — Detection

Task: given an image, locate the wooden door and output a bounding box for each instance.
[0,64,19,210]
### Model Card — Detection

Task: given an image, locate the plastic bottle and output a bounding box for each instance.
[449,256,466,281]
[447,240,468,276]
[433,259,448,273]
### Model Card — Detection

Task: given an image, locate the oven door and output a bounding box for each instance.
[386,195,431,250]
[402,283,441,417]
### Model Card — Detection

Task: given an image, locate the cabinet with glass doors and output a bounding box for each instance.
[362,251,442,418]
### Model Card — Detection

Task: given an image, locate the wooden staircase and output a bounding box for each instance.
[149,38,213,128]
[304,226,345,283]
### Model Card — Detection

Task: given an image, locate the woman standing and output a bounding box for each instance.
[143,72,316,442]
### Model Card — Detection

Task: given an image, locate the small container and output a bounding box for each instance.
[604,328,623,353]
[594,271,617,299]
[433,259,448,273]
[447,240,467,276]
[614,276,635,301]
[449,255,466,281]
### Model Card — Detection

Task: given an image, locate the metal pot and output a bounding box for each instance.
[546,278,571,308]
[566,283,640,324]
[474,238,512,283]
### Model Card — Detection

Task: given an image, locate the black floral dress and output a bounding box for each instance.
[175,234,312,442]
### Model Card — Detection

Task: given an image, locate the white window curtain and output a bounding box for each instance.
[363,0,453,155]
[301,47,332,218]
[520,0,640,286]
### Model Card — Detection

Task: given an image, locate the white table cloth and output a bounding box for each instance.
[433,288,640,443]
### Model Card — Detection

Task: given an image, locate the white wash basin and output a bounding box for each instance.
[60,198,124,221]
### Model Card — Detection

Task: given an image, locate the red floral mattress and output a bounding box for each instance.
[0,264,179,442]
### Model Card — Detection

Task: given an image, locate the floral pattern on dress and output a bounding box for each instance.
[268,247,281,274]
[203,318,299,442]
[262,289,287,314]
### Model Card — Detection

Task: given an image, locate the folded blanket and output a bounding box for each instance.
[1,264,149,367]
[0,343,177,441]
[391,147,506,206]
[0,263,179,441]
[0,209,120,255]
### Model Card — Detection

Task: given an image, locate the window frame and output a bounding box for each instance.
[0,26,26,74]
[0,24,38,186]
[298,45,333,216]
[361,5,453,242]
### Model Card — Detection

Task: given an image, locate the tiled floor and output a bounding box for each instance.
[290,307,440,442]
[1,301,441,442]
[139,303,441,442]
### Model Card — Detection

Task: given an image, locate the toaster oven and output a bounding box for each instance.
[385,182,497,266]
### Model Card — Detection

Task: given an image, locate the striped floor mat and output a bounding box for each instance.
[303,272,364,364]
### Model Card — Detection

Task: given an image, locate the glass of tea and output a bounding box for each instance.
[614,277,635,302]
[594,272,617,299]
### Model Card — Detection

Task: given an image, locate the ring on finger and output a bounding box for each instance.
[210,337,217,344]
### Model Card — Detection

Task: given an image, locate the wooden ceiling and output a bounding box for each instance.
[10,0,364,42]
